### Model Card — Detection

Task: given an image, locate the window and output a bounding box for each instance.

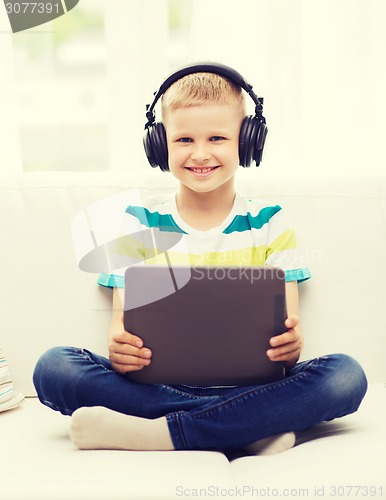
[6,0,193,173]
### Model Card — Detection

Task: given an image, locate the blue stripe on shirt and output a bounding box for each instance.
[223,205,282,234]
[125,206,187,234]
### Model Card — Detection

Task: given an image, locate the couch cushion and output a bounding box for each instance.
[2,384,385,499]
[1,398,234,500]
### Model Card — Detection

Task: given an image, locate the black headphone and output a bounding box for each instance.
[143,62,268,172]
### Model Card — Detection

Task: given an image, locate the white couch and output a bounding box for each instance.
[1,171,385,500]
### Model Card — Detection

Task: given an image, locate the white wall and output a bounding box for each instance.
[187,0,386,178]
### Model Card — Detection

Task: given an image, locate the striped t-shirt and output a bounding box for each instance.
[98,191,311,288]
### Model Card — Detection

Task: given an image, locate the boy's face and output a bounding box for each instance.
[164,104,243,195]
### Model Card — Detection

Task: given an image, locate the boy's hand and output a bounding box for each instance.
[266,314,303,370]
[109,315,152,374]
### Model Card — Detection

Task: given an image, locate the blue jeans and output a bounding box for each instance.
[33,347,367,451]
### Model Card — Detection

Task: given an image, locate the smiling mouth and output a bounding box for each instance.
[186,166,220,174]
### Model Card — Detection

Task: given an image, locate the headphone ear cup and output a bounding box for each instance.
[143,122,169,171]
[143,124,158,168]
[253,120,268,167]
[239,116,267,167]
[239,116,257,168]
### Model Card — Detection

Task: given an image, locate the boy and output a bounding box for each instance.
[33,64,367,454]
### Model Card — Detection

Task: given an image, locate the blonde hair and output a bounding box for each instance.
[161,72,246,119]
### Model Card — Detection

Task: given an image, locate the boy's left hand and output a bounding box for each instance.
[266,314,303,370]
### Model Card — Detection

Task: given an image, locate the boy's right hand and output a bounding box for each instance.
[109,317,152,374]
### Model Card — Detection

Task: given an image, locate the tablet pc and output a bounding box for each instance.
[124,265,286,386]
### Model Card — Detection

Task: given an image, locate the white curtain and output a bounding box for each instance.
[104,0,168,174]
[187,0,386,178]
[2,1,385,177]
[0,7,22,174]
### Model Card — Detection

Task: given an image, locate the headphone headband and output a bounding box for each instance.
[145,62,264,128]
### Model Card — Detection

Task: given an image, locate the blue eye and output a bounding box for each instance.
[177,137,192,143]
[210,136,225,142]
